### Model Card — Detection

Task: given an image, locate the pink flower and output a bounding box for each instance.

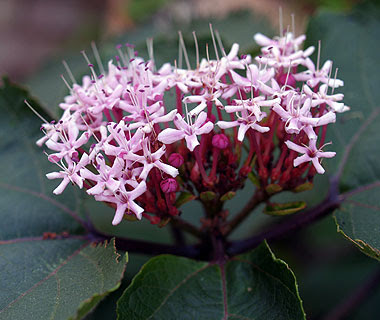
[95,180,147,224]
[45,120,90,163]
[254,32,315,69]
[254,32,307,55]
[80,155,123,195]
[125,138,179,180]
[217,97,279,141]
[46,153,89,194]
[158,111,214,151]
[272,97,336,140]
[285,139,336,174]
[184,89,223,116]
[223,64,275,99]
[295,58,344,88]
[304,84,349,113]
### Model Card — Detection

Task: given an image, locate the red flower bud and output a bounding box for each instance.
[212,134,229,149]
[168,153,184,167]
[160,178,178,193]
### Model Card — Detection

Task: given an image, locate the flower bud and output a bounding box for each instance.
[212,134,229,149]
[277,73,296,88]
[168,153,184,167]
[160,178,178,193]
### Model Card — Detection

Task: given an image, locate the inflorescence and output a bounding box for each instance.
[33,26,349,226]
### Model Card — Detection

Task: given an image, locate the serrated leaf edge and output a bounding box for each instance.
[333,214,380,261]
[263,241,307,320]
[71,238,128,320]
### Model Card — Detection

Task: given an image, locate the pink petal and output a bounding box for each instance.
[87,182,105,195]
[155,162,179,177]
[52,177,70,195]
[253,33,272,46]
[129,181,147,200]
[285,140,307,154]
[185,134,200,152]
[128,200,144,220]
[237,124,250,142]
[318,151,336,159]
[158,128,186,144]
[311,157,325,174]
[294,154,311,167]
[195,121,214,136]
[112,203,128,225]
[216,121,239,129]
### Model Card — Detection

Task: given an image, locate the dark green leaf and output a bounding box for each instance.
[306,4,380,260]
[117,242,305,320]
[265,183,283,195]
[175,192,197,208]
[292,182,313,193]
[200,191,217,202]
[248,172,260,187]
[0,79,127,319]
[220,191,236,202]
[264,201,307,216]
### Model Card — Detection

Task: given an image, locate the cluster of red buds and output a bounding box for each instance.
[34,27,348,227]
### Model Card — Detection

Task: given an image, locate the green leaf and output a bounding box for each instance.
[200,191,217,202]
[117,242,305,320]
[0,78,127,319]
[175,192,197,208]
[264,201,307,216]
[248,172,260,187]
[306,4,380,260]
[265,183,283,195]
[292,182,313,193]
[220,191,236,202]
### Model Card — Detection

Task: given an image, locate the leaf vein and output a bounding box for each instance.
[0,241,90,314]
[147,263,211,319]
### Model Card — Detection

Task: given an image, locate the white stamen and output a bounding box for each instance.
[62,60,76,84]
[332,68,339,94]
[178,36,183,69]
[209,23,219,61]
[214,29,227,57]
[192,31,200,69]
[317,40,321,72]
[116,46,128,67]
[91,41,105,75]
[60,75,73,93]
[327,62,333,94]
[146,38,155,71]
[291,14,295,36]
[24,100,49,124]
[80,114,100,143]
[279,7,283,37]
[178,31,191,70]
[283,62,292,90]
[81,51,98,84]
[206,43,210,65]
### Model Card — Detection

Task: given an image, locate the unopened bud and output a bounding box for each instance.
[168,153,184,167]
[160,178,178,193]
[277,73,296,88]
[212,134,229,149]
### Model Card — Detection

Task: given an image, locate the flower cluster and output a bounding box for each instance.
[37,29,348,226]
